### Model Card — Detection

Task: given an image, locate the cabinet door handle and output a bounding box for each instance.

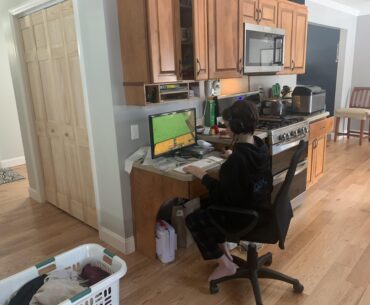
[292,60,296,70]
[255,8,259,22]
[196,58,202,76]
[239,58,243,74]
[258,9,262,23]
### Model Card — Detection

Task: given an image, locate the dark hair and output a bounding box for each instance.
[222,100,259,135]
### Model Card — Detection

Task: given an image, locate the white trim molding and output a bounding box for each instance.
[99,227,135,255]
[0,156,26,168]
[9,0,64,17]
[29,187,44,203]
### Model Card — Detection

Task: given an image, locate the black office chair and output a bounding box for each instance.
[207,140,306,305]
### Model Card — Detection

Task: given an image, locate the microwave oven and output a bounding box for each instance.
[244,23,285,74]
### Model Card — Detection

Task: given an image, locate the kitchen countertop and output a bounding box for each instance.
[285,111,330,123]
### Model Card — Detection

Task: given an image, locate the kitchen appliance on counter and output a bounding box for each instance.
[261,98,291,116]
[244,24,285,74]
[256,116,309,203]
[292,85,326,114]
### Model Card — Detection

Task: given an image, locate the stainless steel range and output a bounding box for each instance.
[257,116,309,204]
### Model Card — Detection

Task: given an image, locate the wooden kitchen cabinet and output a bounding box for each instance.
[242,0,277,27]
[208,0,244,79]
[277,1,308,74]
[117,0,208,105]
[306,117,334,188]
[118,0,181,86]
[147,0,181,83]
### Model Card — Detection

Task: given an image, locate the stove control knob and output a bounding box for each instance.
[304,127,309,134]
[279,134,284,141]
[291,130,297,137]
[298,128,303,134]
[285,133,290,140]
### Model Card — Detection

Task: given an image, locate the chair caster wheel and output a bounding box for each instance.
[293,282,304,293]
[264,257,272,266]
[210,283,219,294]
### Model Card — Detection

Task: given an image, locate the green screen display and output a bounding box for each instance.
[150,109,196,157]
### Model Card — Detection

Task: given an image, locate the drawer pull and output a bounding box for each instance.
[51,129,55,133]
[65,133,69,137]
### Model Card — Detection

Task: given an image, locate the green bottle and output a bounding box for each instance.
[204,98,216,127]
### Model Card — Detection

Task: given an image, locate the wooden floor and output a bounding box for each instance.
[1,137,369,305]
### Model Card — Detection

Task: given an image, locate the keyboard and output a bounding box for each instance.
[173,156,224,174]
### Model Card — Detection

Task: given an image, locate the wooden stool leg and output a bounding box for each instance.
[334,117,340,142]
[360,119,365,145]
[347,118,351,139]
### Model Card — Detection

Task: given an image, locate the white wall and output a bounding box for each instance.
[0,1,25,168]
[352,15,370,86]
[306,0,358,111]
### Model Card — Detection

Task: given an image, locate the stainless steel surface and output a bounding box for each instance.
[244,65,283,74]
[273,160,307,185]
[243,23,285,74]
[292,85,326,114]
[244,23,285,35]
[292,94,326,114]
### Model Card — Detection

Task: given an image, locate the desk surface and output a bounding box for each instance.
[133,151,222,182]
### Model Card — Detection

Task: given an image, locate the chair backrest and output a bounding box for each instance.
[349,87,370,109]
[272,140,307,249]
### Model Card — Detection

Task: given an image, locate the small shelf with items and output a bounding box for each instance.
[144,81,200,105]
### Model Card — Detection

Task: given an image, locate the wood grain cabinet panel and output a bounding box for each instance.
[292,6,308,74]
[147,0,181,83]
[259,0,278,27]
[242,0,277,26]
[242,0,258,24]
[278,0,307,74]
[208,0,243,79]
[306,117,334,189]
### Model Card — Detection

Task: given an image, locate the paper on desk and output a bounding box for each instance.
[125,146,149,174]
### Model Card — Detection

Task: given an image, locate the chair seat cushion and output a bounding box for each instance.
[335,108,370,119]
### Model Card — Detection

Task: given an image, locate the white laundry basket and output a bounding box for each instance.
[0,244,127,305]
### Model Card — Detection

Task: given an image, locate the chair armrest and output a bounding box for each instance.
[207,206,259,241]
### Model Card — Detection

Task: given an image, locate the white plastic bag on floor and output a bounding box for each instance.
[156,220,177,263]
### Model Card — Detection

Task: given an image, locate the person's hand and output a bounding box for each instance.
[183,165,207,180]
[221,149,232,159]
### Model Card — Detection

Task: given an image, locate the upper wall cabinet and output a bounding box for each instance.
[117,0,181,85]
[208,0,243,79]
[278,1,308,74]
[242,0,278,27]
[147,0,181,83]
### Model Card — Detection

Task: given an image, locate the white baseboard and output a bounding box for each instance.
[99,227,135,254]
[0,156,26,168]
[29,187,44,203]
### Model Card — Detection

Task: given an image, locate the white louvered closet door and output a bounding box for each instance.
[19,0,98,229]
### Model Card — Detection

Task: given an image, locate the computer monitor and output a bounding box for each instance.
[149,108,197,158]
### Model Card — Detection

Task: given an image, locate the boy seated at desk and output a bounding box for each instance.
[184,100,273,282]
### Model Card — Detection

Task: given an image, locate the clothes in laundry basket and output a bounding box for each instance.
[29,279,85,305]
[81,264,110,286]
[7,274,47,305]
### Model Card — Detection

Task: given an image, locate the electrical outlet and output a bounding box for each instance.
[131,124,139,140]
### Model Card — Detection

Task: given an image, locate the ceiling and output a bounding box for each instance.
[324,0,370,15]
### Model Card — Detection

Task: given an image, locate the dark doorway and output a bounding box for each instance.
[297,23,340,116]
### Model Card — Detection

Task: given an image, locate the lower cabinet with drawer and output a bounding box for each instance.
[306,117,334,188]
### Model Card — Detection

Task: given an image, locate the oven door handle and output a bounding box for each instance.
[273,160,308,186]
[272,137,307,155]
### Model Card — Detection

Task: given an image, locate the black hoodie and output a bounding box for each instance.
[202,136,273,212]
